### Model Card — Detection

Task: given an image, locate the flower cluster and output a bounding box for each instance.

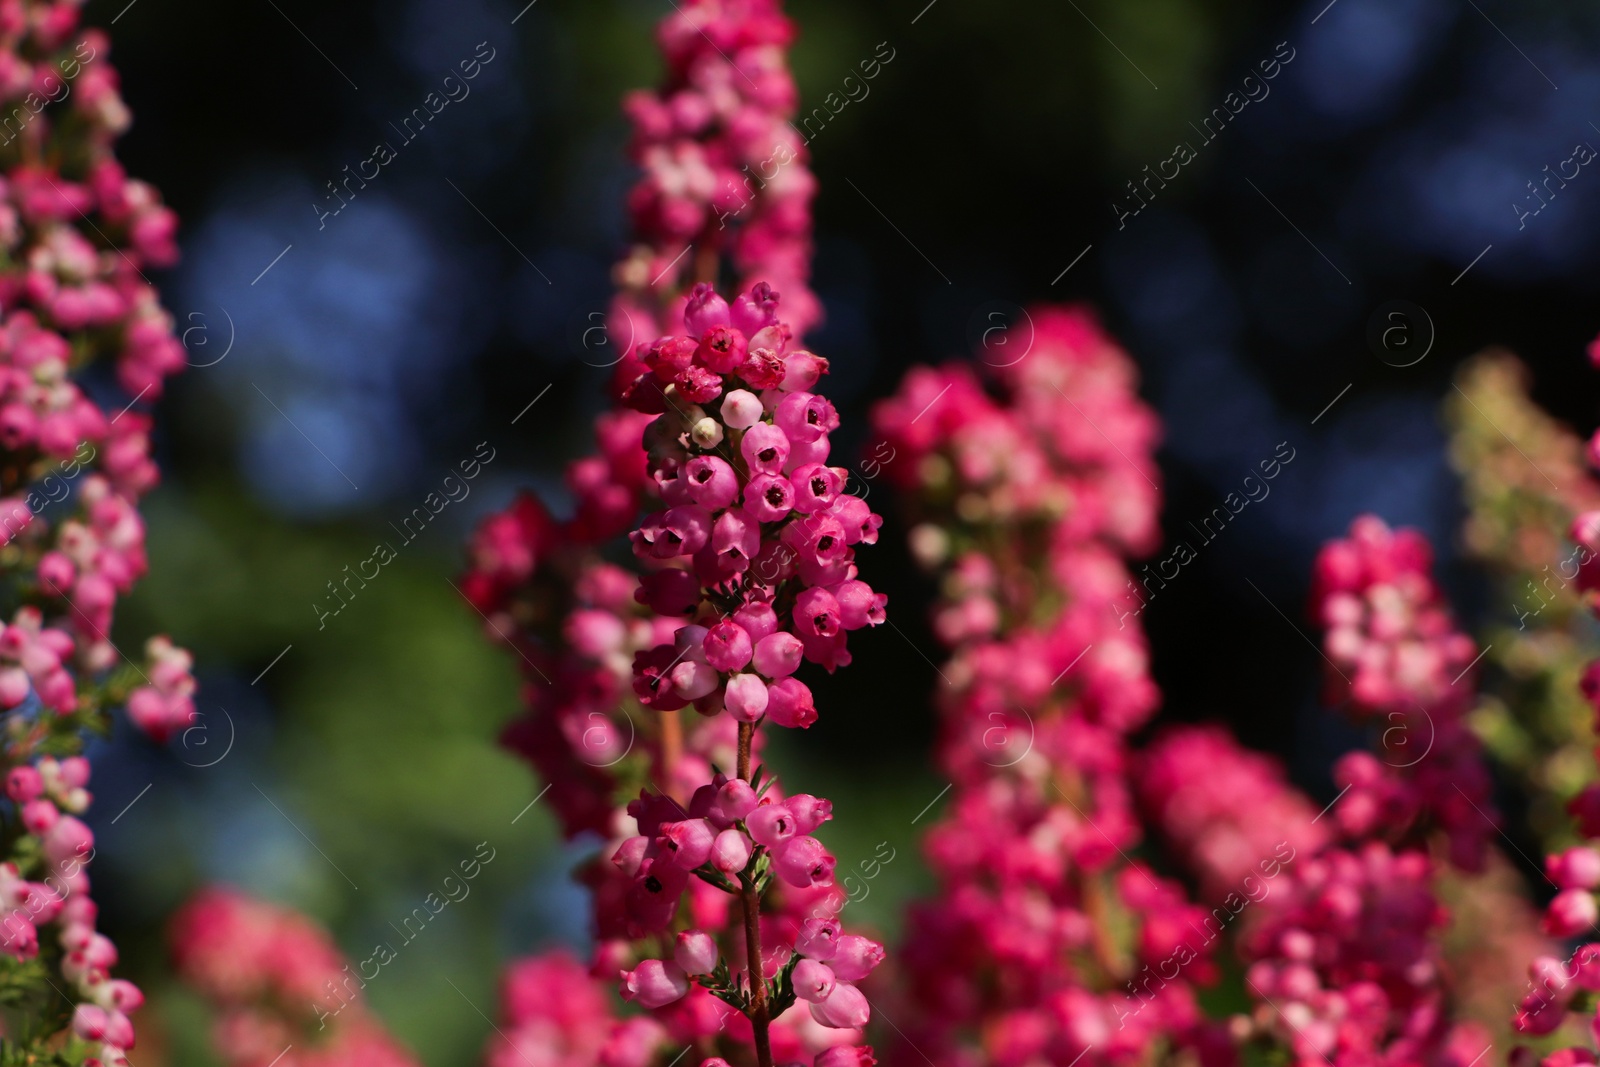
[1238,842,1481,1066]
[1445,353,1600,849]
[612,0,818,341]
[621,282,884,722]
[613,778,884,1036]
[171,889,422,1067]
[1136,725,1328,905]
[1507,351,1600,1053]
[1310,515,1497,872]
[462,5,872,1059]
[1226,517,1508,1067]
[874,309,1237,1067]
[488,952,661,1067]
[0,0,195,1060]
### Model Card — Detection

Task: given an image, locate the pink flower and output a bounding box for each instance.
[772,835,834,888]
[829,935,884,981]
[1545,888,1598,937]
[741,423,790,475]
[1551,848,1600,890]
[743,474,794,522]
[746,803,797,847]
[683,284,730,335]
[659,819,716,870]
[674,930,718,975]
[793,958,836,1002]
[776,392,839,442]
[765,677,817,728]
[814,1047,876,1067]
[752,632,803,678]
[809,981,869,1029]
[724,673,769,722]
[684,456,738,509]
[5,766,42,803]
[620,958,689,1008]
[711,829,753,873]
[702,621,753,672]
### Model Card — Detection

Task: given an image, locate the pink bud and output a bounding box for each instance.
[0,667,29,707]
[713,779,758,823]
[752,632,803,678]
[106,979,143,1013]
[72,1002,110,1042]
[684,283,730,335]
[703,622,754,672]
[36,550,74,593]
[724,673,769,722]
[671,660,722,701]
[746,802,796,847]
[21,799,58,835]
[712,828,753,873]
[809,981,870,1029]
[613,836,650,877]
[58,757,90,789]
[103,1009,135,1049]
[1575,511,1600,551]
[796,918,841,960]
[786,795,833,834]
[0,910,37,959]
[773,835,835,889]
[829,496,881,545]
[713,509,760,571]
[814,1046,876,1067]
[831,580,887,630]
[733,602,778,643]
[766,678,817,729]
[830,935,884,981]
[660,819,716,870]
[620,958,690,1008]
[1545,888,1598,937]
[5,766,42,803]
[781,351,830,393]
[793,958,836,1002]
[732,283,780,335]
[720,389,763,430]
[674,929,719,975]
[1551,848,1600,890]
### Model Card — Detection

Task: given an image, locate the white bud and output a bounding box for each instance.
[691,417,724,449]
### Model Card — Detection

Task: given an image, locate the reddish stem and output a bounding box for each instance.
[736,721,772,1067]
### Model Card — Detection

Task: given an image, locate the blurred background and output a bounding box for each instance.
[78,0,1600,1061]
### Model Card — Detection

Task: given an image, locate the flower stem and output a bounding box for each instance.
[658,708,683,801]
[737,720,753,781]
[736,721,772,1067]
